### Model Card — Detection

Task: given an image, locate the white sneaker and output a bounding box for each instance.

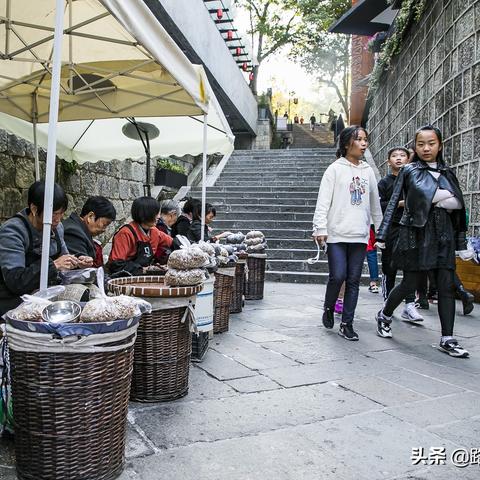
[401,303,424,322]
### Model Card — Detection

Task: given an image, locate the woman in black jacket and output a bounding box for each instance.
[375,125,471,358]
[171,198,200,239]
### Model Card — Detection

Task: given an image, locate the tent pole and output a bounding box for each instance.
[40,0,65,292]
[32,92,40,181]
[200,113,208,242]
[33,116,40,181]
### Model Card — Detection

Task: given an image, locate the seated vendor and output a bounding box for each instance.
[63,196,116,267]
[108,197,173,276]
[187,203,229,243]
[155,200,179,263]
[171,198,201,238]
[0,181,86,315]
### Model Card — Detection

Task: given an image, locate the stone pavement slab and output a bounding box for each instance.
[1,281,479,480]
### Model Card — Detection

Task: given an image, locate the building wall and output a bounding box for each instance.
[367,0,480,235]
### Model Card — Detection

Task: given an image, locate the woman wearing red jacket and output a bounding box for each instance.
[108,197,173,276]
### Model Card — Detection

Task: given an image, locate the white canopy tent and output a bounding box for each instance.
[0,0,233,290]
[0,91,234,162]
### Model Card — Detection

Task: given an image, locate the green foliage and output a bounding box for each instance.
[156,158,186,175]
[370,0,428,91]
[257,93,270,107]
[61,159,80,176]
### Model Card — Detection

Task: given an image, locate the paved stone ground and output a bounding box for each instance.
[0,282,479,479]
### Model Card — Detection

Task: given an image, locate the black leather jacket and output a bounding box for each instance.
[377,161,467,249]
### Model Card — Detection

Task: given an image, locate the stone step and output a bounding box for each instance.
[215,182,321,187]
[266,238,317,249]
[215,204,314,213]
[226,161,331,168]
[190,186,319,192]
[265,271,373,285]
[233,149,336,155]
[217,174,323,181]
[213,219,312,230]
[267,248,317,259]
[215,211,313,220]
[219,169,326,176]
[192,193,319,201]
[209,198,318,206]
[266,259,375,274]
[214,228,312,239]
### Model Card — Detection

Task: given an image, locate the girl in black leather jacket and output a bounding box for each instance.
[375,125,471,358]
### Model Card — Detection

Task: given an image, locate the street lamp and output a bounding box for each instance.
[287,90,297,120]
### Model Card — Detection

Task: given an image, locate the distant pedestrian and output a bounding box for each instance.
[309,114,316,131]
[312,126,383,341]
[294,114,299,124]
[375,125,472,358]
[283,111,288,118]
[300,116,304,124]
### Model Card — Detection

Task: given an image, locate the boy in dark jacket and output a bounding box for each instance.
[378,147,423,322]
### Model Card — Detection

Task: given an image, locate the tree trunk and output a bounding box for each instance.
[250,64,260,95]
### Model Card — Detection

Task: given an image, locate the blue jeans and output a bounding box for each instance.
[324,243,366,324]
[366,250,379,281]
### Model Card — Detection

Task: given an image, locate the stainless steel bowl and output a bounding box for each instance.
[42,301,82,324]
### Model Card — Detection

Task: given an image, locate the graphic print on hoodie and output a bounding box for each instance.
[312,157,383,244]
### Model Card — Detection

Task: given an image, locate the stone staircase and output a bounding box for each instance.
[190,148,377,284]
[291,124,333,149]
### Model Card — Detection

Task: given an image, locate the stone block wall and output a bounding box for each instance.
[252,119,272,150]
[367,0,480,235]
[0,128,197,246]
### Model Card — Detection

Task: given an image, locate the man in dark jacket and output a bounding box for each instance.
[63,196,116,267]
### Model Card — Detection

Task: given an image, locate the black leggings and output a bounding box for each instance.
[383,269,456,336]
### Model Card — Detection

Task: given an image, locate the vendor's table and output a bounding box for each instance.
[108,276,201,402]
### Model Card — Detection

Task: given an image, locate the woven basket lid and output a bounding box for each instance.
[107,275,203,298]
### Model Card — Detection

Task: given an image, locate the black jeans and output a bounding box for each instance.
[383,269,456,336]
[324,243,366,324]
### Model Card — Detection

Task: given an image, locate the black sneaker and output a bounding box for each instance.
[415,297,429,310]
[338,322,359,341]
[438,339,469,358]
[322,309,334,329]
[375,310,393,338]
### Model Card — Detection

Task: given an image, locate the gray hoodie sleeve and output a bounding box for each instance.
[0,219,58,295]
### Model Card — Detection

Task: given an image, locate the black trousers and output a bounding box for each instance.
[383,269,456,336]
[381,246,415,303]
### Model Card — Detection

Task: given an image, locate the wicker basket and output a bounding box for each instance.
[245,255,266,300]
[107,276,201,403]
[131,306,192,402]
[213,267,235,333]
[230,260,246,314]
[191,331,209,362]
[6,317,139,480]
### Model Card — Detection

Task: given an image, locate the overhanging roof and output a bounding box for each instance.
[329,0,398,36]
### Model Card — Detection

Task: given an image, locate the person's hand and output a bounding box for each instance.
[54,254,79,271]
[398,200,405,207]
[374,241,386,250]
[313,235,327,245]
[77,255,94,268]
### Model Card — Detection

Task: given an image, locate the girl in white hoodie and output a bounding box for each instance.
[313,126,383,340]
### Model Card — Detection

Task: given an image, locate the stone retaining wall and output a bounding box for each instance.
[0,128,198,245]
[367,0,480,235]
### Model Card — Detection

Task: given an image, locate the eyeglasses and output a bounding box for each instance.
[306,238,327,265]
